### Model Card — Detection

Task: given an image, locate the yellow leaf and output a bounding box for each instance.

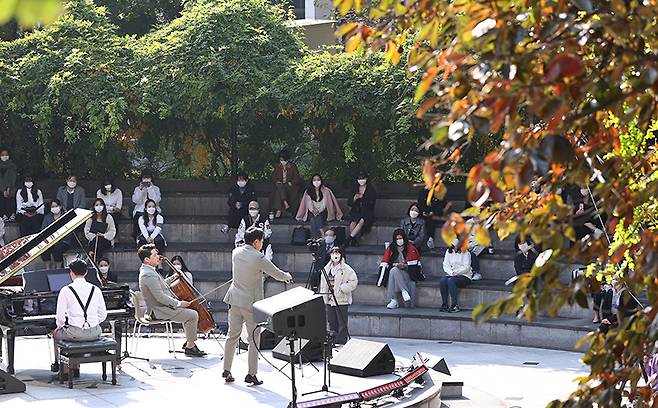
[334,0,352,15]
[385,41,401,64]
[475,225,492,247]
[345,33,362,53]
[414,67,438,102]
[441,225,457,247]
[564,226,576,242]
[0,0,18,25]
[461,207,480,217]
[336,22,358,38]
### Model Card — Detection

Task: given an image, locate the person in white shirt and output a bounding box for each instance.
[131,171,161,240]
[320,247,358,344]
[15,176,44,237]
[97,178,123,227]
[53,259,108,377]
[137,199,166,253]
[439,240,472,313]
[84,198,117,261]
[235,201,273,261]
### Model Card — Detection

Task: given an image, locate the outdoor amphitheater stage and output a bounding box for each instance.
[0,335,586,407]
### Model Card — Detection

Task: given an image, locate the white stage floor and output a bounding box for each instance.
[0,335,587,407]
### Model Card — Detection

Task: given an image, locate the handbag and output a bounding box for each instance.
[291,226,310,246]
[377,265,390,287]
[408,264,426,282]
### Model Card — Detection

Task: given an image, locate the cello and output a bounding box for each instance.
[160,256,216,335]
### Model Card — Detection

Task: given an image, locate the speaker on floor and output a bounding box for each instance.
[423,354,451,376]
[0,370,25,394]
[329,339,395,377]
[271,338,323,363]
[239,330,282,351]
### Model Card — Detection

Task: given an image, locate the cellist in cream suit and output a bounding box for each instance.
[137,244,206,357]
[222,227,292,385]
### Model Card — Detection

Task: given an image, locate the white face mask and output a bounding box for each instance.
[312,180,322,188]
[324,235,335,244]
[51,206,61,214]
[580,188,589,197]
[146,207,156,215]
[94,205,104,213]
[24,182,33,188]
[237,180,247,188]
[0,155,8,161]
[396,239,405,247]
[142,179,152,186]
[174,265,183,271]
[409,210,419,218]
[249,209,259,217]
[357,179,367,186]
[519,242,531,253]
[99,266,109,274]
[105,185,112,191]
[67,181,77,189]
[280,160,287,165]
[331,254,342,263]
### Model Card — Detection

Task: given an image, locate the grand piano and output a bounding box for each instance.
[0,209,133,375]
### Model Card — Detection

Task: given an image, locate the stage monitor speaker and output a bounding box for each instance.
[253,287,326,341]
[329,339,395,377]
[424,354,450,376]
[239,329,282,351]
[0,370,25,394]
[271,338,323,363]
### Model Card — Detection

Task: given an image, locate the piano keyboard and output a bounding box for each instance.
[19,308,128,321]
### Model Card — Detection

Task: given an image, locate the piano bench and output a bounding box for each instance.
[56,337,118,389]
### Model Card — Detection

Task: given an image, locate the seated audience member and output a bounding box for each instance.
[0,216,4,246]
[169,255,194,285]
[137,199,166,253]
[591,279,612,324]
[514,236,539,276]
[439,240,472,313]
[15,175,44,237]
[466,218,486,280]
[379,229,422,309]
[599,279,641,335]
[296,174,343,238]
[97,257,118,284]
[40,200,71,269]
[84,198,116,261]
[320,247,358,345]
[56,174,86,211]
[417,184,446,243]
[131,170,161,240]
[270,150,302,218]
[235,201,273,261]
[224,171,256,234]
[347,171,377,247]
[401,202,427,252]
[0,148,17,222]
[53,259,107,378]
[643,353,658,394]
[97,178,123,227]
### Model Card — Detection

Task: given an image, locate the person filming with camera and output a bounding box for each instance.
[320,247,357,345]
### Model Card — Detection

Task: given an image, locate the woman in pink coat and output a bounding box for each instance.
[296,174,343,238]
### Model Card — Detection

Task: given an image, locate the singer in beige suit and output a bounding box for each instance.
[222,227,292,385]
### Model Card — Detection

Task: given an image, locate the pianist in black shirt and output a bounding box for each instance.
[40,200,72,269]
[98,257,118,284]
[53,259,108,377]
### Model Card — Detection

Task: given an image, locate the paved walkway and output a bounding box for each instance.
[0,335,587,407]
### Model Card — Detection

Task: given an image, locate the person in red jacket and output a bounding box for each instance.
[377,228,422,309]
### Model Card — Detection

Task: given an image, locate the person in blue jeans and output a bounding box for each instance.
[439,241,472,313]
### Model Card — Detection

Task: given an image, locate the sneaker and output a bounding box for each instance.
[401,290,411,302]
[439,304,449,312]
[184,345,207,357]
[244,374,263,385]
[471,273,482,281]
[1,215,7,222]
[222,370,235,383]
[449,305,461,313]
[427,237,435,249]
[386,299,399,309]
[8,214,15,222]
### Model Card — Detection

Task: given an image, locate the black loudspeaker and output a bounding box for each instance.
[423,354,451,376]
[253,287,326,341]
[271,338,323,363]
[239,330,282,351]
[0,370,25,394]
[329,339,395,377]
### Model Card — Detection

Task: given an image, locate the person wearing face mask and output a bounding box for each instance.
[572,185,606,243]
[97,178,123,227]
[97,257,118,284]
[514,236,539,276]
[15,176,44,237]
[599,279,641,335]
[40,200,72,269]
[56,174,86,212]
[0,148,17,223]
[137,199,166,253]
[320,247,357,345]
[84,198,116,261]
[270,149,302,219]
[417,184,446,241]
[296,174,343,238]
[235,201,273,260]
[347,170,377,247]
[168,255,194,286]
[131,170,162,240]
[440,240,472,313]
[378,229,422,309]
[224,171,256,234]
[400,202,427,252]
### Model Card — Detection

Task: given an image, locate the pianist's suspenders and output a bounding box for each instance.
[67,286,96,329]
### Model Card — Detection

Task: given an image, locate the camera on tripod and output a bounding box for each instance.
[306,238,323,254]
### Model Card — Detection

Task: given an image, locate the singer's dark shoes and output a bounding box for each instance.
[245,374,263,385]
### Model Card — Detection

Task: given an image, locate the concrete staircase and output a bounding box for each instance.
[2,181,594,351]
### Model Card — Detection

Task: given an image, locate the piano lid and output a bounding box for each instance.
[0,209,93,285]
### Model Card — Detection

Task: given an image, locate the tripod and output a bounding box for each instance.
[286,335,299,408]
[302,332,339,398]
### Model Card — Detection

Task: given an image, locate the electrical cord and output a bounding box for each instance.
[252,324,293,381]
